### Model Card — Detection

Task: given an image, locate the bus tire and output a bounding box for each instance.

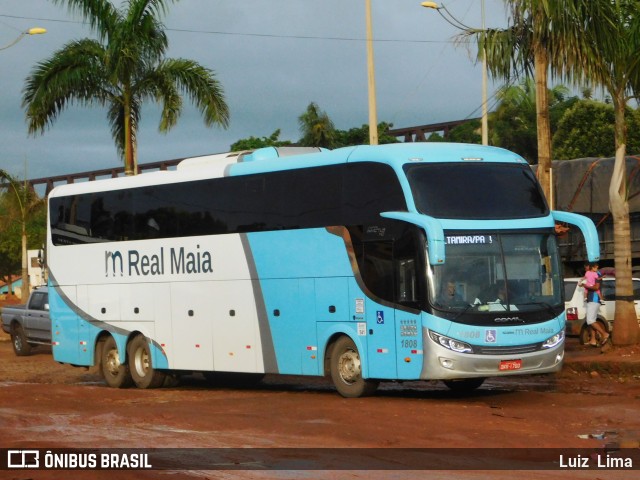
[11,324,32,356]
[128,335,166,389]
[101,335,133,388]
[443,377,485,392]
[330,336,378,398]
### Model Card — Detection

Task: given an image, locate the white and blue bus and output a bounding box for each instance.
[47,143,599,397]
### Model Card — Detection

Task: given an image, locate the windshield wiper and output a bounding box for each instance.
[517,301,557,315]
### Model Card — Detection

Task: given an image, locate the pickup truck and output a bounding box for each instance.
[1,287,50,356]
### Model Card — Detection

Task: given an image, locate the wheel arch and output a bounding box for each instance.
[320,326,368,378]
[94,329,141,367]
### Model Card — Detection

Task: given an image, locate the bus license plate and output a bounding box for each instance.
[499,359,522,371]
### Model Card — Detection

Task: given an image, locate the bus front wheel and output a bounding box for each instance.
[128,335,166,389]
[100,335,133,388]
[330,336,378,398]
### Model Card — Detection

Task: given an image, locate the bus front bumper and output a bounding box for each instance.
[421,339,565,380]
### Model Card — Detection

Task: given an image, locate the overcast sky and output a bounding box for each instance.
[0,0,508,183]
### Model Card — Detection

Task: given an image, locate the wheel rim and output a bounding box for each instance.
[105,347,122,377]
[132,345,150,378]
[13,334,22,351]
[337,348,361,384]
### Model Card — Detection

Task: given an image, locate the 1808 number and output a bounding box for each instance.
[401,339,418,349]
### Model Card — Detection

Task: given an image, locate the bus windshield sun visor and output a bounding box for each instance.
[380,211,445,265]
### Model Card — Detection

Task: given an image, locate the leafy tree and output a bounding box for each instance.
[23,0,229,176]
[489,80,572,163]
[230,129,292,151]
[426,132,445,142]
[553,101,640,159]
[0,171,46,299]
[334,122,398,147]
[298,102,336,148]
[570,0,640,345]
[466,1,598,199]
[448,119,481,144]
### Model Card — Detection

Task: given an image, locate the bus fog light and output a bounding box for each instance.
[556,352,564,364]
[439,358,454,369]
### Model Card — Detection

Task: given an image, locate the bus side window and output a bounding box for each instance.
[361,241,394,302]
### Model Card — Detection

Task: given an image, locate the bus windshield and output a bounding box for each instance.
[429,232,562,316]
[404,163,548,219]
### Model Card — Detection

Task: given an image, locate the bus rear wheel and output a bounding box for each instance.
[101,335,133,388]
[128,335,166,389]
[330,336,378,398]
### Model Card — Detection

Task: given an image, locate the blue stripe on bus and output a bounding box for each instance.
[246,228,355,375]
[49,282,169,369]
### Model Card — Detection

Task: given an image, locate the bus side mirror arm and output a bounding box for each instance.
[380,211,445,265]
[551,210,600,262]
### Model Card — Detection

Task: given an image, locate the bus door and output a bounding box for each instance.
[394,257,424,379]
[363,298,397,379]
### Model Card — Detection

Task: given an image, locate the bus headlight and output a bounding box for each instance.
[428,331,473,354]
[542,331,564,349]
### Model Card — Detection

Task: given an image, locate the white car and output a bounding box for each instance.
[564,276,640,344]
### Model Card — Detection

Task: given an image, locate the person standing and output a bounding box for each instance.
[584,262,610,347]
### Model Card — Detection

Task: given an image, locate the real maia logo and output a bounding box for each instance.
[105,246,213,277]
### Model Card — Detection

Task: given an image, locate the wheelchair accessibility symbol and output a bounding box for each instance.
[485,329,497,343]
[376,311,385,324]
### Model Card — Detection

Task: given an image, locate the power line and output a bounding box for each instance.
[0,13,462,44]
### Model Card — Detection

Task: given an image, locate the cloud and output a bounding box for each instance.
[0,0,507,180]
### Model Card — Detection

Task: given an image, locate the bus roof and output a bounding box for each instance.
[48,143,528,198]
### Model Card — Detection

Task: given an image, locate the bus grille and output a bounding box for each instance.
[474,343,541,355]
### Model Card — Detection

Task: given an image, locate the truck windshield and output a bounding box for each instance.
[404,163,548,219]
[429,232,562,317]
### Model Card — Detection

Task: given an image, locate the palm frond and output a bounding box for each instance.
[138,58,229,130]
[22,39,114,135]
[51,0,118,41]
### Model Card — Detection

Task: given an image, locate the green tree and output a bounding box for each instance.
[477,1,639,345]
[298,102,336,148]
[468,1,593,199]
[0,171,46,299]
[230,129,292,151]
[448,119,481,144]
[23,0,229,176]
[426,132,445,142]
[571,0,640,345]
[490,80,571,163]
[553,101,640,159]
[334,122,398,147]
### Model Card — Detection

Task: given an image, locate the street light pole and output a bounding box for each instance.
[0,28,47,51]
[365,0,379,145]
[480,0,488,146]
[422,2,488,145]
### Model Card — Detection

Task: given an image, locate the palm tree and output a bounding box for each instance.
[298,102,336,148]
[571,0,640,345]
[465,1,587,201]
[23,0,229,176]
[467,2,640,345]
